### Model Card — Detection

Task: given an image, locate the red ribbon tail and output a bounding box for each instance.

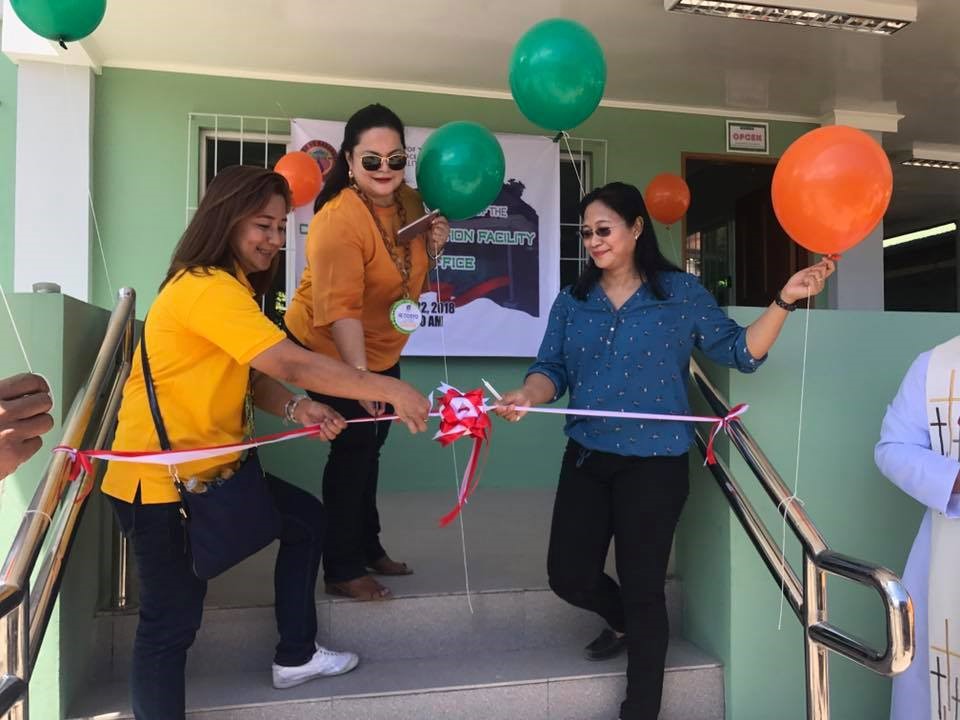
[439,435,486,527]
[705,422,722,466]
[705,444,717,466]
[438,503,465,528]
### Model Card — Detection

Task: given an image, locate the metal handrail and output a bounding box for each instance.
[0,288,136,718]
[689,357,914,719]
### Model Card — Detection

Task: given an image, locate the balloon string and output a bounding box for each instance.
[433,247,474,614]
[664,225,682,268]
[90,191,115,301]
[560,132,586,197]
[0,282,33,373]
[777,282,813,630]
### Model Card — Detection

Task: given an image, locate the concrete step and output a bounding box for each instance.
[68,638,723,720]
[92,583,683,681]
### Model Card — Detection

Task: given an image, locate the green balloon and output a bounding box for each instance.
[509,18,606,131]
[416,122,506,222]
[10,0,107,43]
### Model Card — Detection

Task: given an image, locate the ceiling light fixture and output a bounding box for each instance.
[883,223,958,249]
[663,0,916,35]
[892,143,960,171]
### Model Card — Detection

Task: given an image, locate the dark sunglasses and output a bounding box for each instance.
[360,152,407,172]
[578,222,626,241]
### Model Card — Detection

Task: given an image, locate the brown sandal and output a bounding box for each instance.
[325,575,392,601]
[367,556,414,576]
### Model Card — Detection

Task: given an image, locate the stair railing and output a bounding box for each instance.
[0,289,136,719]
[688,357,914,719]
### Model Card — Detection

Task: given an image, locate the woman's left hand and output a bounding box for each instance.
[294,400,347,441]
[428,215,450,258]
[780,257,836,304]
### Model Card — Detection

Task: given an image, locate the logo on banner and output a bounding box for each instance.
[300,140,338,184]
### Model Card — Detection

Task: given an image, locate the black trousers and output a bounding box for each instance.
[307,362,400,582]
[547,440,689,720]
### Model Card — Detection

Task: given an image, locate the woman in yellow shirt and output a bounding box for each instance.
[286,104,449,601]
[102,166,430,720]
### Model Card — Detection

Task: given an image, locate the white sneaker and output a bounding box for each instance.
[272,645,360,689]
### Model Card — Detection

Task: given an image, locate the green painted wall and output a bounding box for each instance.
[678,308,952,719]
[0,54,16,290]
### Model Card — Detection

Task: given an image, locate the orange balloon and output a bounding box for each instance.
[772,126,892,256]
[275,151,323,208]
[644,173,690,226]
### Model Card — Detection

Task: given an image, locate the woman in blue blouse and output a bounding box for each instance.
[495,182,833,720]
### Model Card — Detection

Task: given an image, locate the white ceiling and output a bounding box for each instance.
[36,0,960,233]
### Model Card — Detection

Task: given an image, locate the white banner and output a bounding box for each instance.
[289,119,560,357]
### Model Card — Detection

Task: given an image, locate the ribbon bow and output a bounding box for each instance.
[704,403,749,466]
[433,384,491,526]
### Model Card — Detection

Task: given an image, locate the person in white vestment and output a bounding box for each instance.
[876,347,960,720]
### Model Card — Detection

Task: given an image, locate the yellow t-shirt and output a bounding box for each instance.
[101,267,286,504]
[284,184,429,372]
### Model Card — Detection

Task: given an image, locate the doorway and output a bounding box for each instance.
[683,155,810,307]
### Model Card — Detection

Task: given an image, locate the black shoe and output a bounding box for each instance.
[584,628,626,661]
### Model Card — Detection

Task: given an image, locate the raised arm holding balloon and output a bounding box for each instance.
[493,180,833,720]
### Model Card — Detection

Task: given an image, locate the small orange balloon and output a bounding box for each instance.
[772,126,892,256]
[644,173,690,226]
[275,151,323,208]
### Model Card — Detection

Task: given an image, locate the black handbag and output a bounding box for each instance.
[139,322,281,580]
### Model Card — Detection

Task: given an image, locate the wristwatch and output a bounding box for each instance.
[774,293,798,312]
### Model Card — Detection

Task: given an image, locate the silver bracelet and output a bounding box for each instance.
[283,394,308,425]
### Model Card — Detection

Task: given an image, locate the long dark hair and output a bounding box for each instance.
[162,165,291,300]
[314,103,407,213]
[571,181,681,301]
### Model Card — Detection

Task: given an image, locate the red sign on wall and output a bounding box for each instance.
[726,121,769,154]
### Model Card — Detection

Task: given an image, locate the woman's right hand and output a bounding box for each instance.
[385,380,431,434]
[493,389,534,423]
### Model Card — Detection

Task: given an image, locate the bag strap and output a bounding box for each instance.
[140,316,173,452]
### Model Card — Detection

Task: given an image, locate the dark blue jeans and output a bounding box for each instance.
[109,474,324,720]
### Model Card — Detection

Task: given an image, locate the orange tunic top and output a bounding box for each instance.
[285,185,429,371]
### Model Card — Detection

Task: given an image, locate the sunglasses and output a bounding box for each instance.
[578,222,626,241]
[359,152,407,172]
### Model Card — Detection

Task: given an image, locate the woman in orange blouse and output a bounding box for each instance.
[286,104,449,600]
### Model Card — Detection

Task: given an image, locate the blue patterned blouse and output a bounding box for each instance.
[527,272,765,457]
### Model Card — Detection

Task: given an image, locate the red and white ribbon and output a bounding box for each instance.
[54,382,749,525]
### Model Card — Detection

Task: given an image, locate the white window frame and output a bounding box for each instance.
[196,128,293,317]
[197,129,291,193]
[560,150,593,283]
